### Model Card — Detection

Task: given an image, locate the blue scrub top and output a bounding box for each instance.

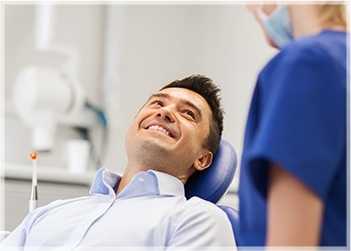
[238,30,348,247]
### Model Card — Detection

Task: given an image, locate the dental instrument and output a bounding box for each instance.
[29,152,38,212]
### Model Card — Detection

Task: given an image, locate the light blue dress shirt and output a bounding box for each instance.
[1,168,236,250]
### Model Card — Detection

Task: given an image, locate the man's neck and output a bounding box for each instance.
[115,166,138,195]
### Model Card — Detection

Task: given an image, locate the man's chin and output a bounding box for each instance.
[137,138,173,153]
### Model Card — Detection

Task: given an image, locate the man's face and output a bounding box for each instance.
[124,87,213,180]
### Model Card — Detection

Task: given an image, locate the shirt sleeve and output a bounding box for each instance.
[248,44,346,200]
[166,198,236,250]
[0,197,89,248]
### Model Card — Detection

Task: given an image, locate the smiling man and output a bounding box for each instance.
[1,74,236,250]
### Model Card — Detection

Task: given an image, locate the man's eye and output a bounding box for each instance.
[184,110,195,119]
[151,100,164,106]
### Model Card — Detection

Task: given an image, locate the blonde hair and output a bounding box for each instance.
[318,3,347,28]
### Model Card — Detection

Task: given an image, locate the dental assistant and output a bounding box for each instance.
[238,3,348,247]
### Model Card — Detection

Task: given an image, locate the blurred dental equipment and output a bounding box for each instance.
[29,152,38,212]
[12,4,107,159]
[12,65,100,152]
[13,66,89,152]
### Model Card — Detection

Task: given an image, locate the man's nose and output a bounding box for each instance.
[157,106,175,123]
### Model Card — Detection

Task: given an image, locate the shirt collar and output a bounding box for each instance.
[89,168,185,198]
[149,170,184,197]
[89,167,121,196]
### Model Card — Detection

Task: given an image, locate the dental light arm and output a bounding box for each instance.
[13,4,104,155]
[12,65,87,152]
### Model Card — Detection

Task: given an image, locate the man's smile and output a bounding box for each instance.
[145,124,175,138]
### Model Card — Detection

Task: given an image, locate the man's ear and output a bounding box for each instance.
[194,150,213,171]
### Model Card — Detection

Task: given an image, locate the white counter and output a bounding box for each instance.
[2,162,96,186]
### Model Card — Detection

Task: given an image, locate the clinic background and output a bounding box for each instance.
[2,3,276,231]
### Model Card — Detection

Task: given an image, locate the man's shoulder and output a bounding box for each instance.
[185,196,226,215]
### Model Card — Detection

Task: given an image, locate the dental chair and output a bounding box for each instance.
[185,139,239,244]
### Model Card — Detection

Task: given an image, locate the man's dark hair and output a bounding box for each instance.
[160,74,224,155]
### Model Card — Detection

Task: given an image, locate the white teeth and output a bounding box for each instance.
[148,125,170,136]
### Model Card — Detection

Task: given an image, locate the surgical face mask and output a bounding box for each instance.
[256,5,294,48]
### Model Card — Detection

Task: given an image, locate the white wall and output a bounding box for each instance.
[3,4,277,190]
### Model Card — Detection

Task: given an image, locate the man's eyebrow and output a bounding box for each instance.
[148,93,169,101]
[148,92,203,118]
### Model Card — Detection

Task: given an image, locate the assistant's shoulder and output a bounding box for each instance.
[272,30,346,68]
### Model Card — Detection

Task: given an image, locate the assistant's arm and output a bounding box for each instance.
[266,162,323,246]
